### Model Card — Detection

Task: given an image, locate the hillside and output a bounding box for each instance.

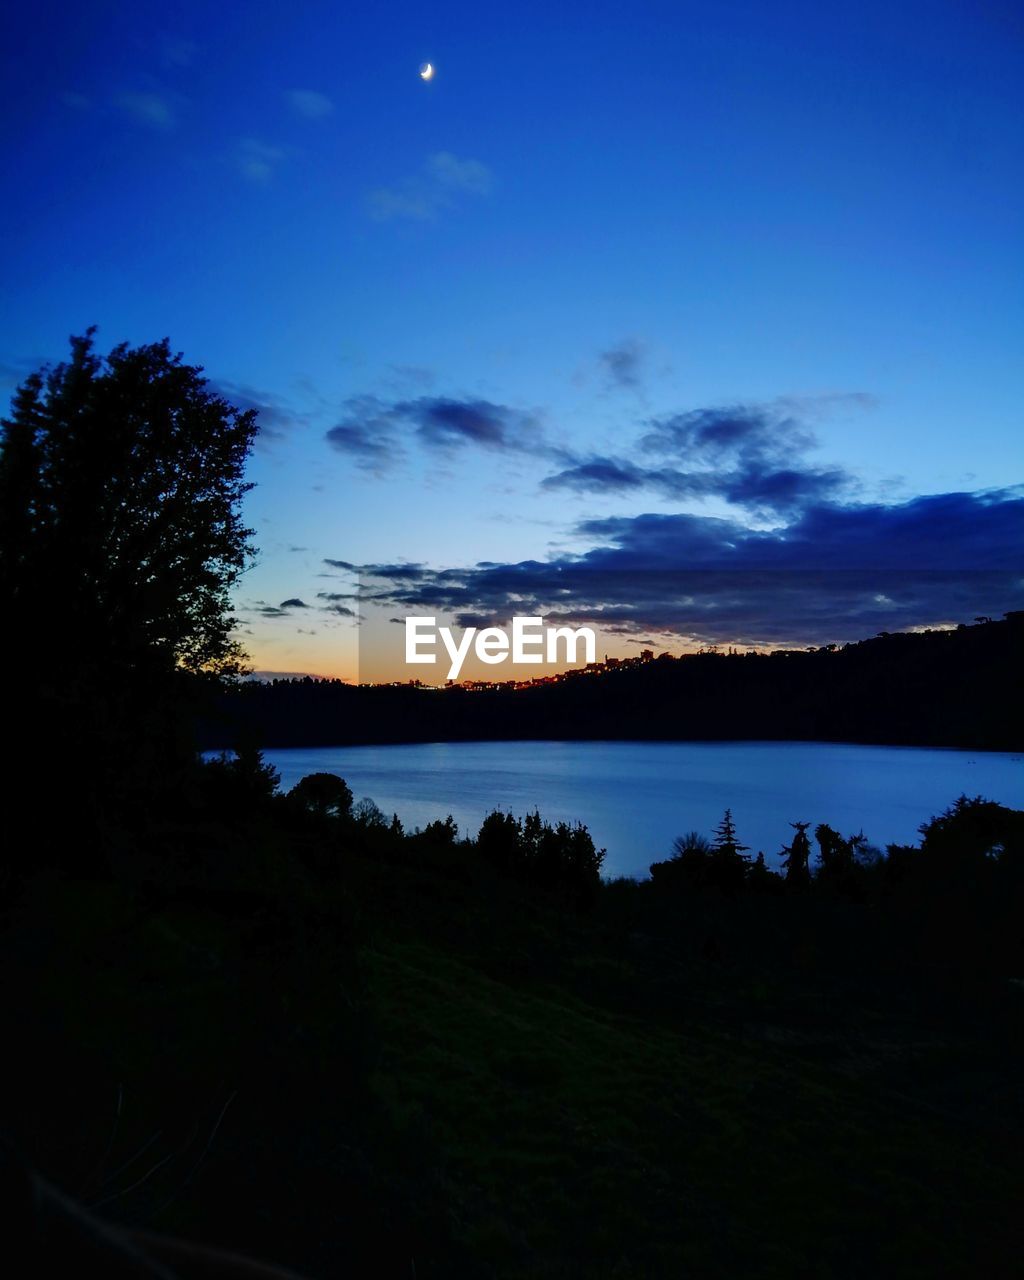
[205,614,1024,751]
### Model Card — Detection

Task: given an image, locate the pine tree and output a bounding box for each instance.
[708,809,751,894]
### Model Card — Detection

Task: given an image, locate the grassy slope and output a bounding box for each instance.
[365,932,1022,1279]
[4,818,1022,1278]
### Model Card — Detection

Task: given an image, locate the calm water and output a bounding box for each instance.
[261,740,1022,880]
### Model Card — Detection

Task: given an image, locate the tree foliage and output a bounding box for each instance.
[0,330,257,680]
[288,772,354,820]
[477,808,605,902]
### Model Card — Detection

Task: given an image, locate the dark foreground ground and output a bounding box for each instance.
[2,785,1022,1279]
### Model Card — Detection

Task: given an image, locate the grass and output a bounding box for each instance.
[365,933,1022,1278]
[5,812,1023,1278]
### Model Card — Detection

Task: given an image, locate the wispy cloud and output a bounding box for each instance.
[285,89,334,119]
[598,337,647,391]
[326,394,543,473]
[213,380,309,443]
[543,399,868,517]
[367,151,493,221]
[235,138,287,183]
[117,91,177,130]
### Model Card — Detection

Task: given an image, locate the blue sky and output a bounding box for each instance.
[2,0,1021,676]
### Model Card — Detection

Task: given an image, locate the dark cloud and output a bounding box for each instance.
[279,598,308,609]
[348,488,1024,648]
[324,422,395,471]
[598,338,646,391]
[323,388,863,514]
[326,394,542,472]
[544,458,717,502]
[324,395,403,472]
[544,402,855,516]
[718,465,849,512]
[544,458,651,495]
[574,488,1024,573]
[410,397,521,448]
[639,404,816,463]
[214,381,307,443]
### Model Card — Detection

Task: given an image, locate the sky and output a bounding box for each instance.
[1,0,1021,679]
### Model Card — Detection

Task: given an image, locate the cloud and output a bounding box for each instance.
[235,138,287,183]
[279,598,309,609]
[638,404,816,463]
[598,338,646,391]
[285,89,335,119]
[324,396,407,473]
[315,590,357,617]
[367,151,492,221]
[213,381,308,443]
[117,91,176,129]
[427,151,492,193]
[409,397,530,448]
[326,394,543,472]
[575,489,1024,572]
[343,487,1024,648]
[543,401,857,516]
[772,391,879,419]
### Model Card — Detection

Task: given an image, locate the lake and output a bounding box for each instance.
[260,740,1023,880]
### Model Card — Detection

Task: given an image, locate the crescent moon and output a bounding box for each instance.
[419,62,434,81]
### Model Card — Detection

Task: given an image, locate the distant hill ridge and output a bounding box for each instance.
[203,613,1024,751]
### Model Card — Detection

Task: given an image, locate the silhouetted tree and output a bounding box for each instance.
[288,772,353,820]
[1,331,259,843]
[650,831,714,890]
[478,811,523,874]
[918,795,1024,874]
[421,815,459,845]
[0,330,257,681]
[672,831,713,859]
[815,824,854,880]
[477,808,604,904]
[352,797,388,829]
[708,809,751,895]
[200,743,280,814]
[747,851,782,893]
[780,821,812,888]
